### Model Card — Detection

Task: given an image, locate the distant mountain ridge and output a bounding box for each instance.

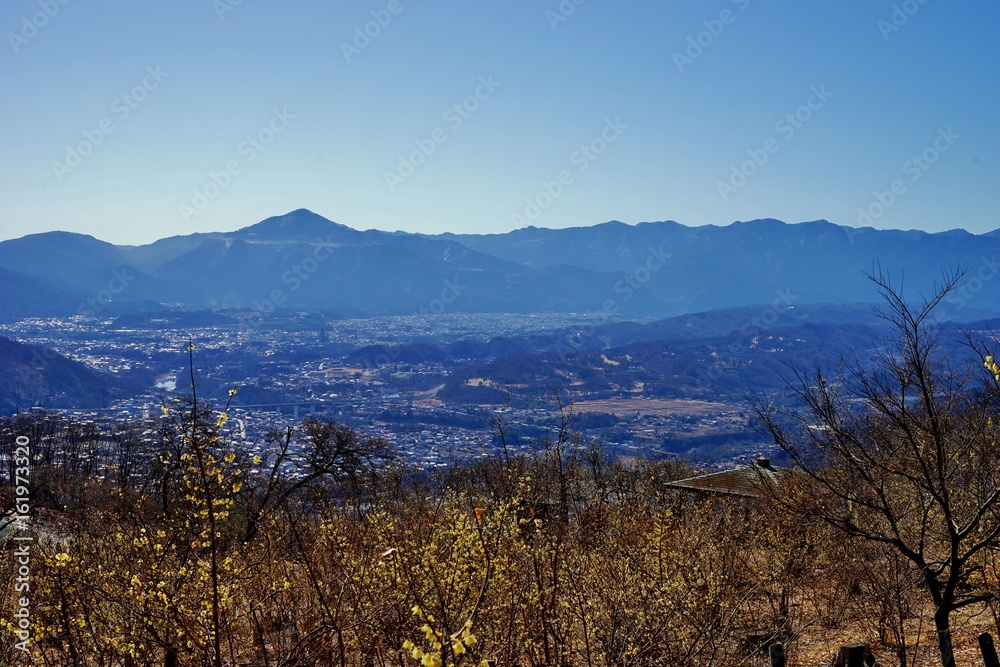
[1,209,998,320]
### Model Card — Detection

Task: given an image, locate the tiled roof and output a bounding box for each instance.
[665,457,786,498]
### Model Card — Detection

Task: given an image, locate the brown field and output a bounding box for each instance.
[410,383,446,407]
[570,396,741,416]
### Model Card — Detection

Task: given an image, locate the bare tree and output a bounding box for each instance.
[754,269,1000,667]
[239,417,390,543]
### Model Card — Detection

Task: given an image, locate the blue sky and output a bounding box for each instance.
[1,0,997,244]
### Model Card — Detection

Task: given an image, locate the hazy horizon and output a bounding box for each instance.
[7,208,999,248]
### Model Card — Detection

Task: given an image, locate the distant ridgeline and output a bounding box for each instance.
[1,209,999,320]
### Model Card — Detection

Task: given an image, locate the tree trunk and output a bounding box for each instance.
[769,643,786,667]
[933,606,956,667]
[980,633,1000,667]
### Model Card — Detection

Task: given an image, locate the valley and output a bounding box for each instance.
[3,211,999,468]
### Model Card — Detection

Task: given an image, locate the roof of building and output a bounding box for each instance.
[665,456,787,498]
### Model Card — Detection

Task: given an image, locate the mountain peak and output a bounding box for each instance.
[232,209,361,242]
[733,218,787,228]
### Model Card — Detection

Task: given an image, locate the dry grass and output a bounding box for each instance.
[786,593,996,665]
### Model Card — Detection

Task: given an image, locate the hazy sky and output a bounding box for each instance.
[1,0,997,244]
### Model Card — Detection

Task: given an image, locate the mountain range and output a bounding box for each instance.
[1,209,998,321]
